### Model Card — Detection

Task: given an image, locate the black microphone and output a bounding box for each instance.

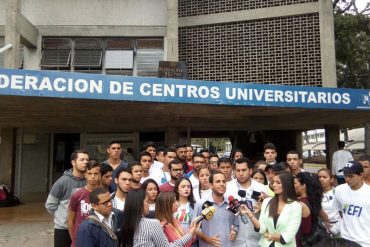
[238,189,253,210]
[236,190,251,224]
[238,190,246,198]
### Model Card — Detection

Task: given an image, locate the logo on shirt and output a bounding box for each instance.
[343,203,363,217]
[80,200,91,216]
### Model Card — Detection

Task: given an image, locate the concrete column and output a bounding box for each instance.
[0,128,17,192]
[186,127,191,145]
[319,0,337,88]
[4,0,21,68]
[325,125,339,170]
[165,128,180,146]
[165,0,178,61]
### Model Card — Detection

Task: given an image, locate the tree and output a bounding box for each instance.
[333,0,370,155]
[333,1,370,89]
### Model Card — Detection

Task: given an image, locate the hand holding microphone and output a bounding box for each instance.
[194,205,216,223]
[193,200,216,224]
[226,196,240,215]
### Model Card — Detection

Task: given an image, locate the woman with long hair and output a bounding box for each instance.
[192,165,212,202]
[174,177,195,231]
[317,168,341,235]
[252,169,268,185]
[230,149,244,163]
[294,172,323,247]
[155,192,194,247]
[239,172,302,247]
[141,179,159,218]
[122,190,200,247]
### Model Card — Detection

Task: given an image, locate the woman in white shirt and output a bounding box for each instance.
[317,168,341,235]
[192,165,212,202]
[174,177,195,232]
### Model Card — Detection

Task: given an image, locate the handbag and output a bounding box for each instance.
[301,220,332,247]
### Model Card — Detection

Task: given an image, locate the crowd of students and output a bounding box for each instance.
[45,141,370,247]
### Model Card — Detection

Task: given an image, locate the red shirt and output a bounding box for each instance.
[159,182,175,192]
[68,187,91,247]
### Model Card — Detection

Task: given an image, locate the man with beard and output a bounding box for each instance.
[160,159,184,192]
[128,162,142,190]
[45,150,89,247]
[187,153,207,190]
[225,158,268,247]
[102,141,128,192]
[175,144,189,173]
[185,145,194,172]
[111,167,132,211]
[194,172,239,247]
[200,148,210,166]
[68,160,101,247]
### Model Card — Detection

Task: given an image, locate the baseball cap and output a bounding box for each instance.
[338,161,363,175]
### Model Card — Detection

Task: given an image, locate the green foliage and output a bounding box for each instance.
[334,11,370,88]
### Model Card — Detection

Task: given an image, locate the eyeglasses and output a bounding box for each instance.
[171,169,184,173]
[98,198,112,207]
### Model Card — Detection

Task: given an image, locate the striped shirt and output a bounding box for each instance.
[133,217,192,247]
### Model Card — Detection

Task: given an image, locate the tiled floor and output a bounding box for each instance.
[0,203,53,247]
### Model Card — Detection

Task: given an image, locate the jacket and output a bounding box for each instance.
[76,209,123,247]
[258,197,302,247]
[45,169,86,229]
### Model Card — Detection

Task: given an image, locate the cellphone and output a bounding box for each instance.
[251,191,261,201]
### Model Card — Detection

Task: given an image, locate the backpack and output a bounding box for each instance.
[0,184,20,207]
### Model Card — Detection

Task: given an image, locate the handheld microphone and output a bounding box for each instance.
[202,200,213,210]
[195,201,216,223]
[226,195,240,215]
[238,190,246,198]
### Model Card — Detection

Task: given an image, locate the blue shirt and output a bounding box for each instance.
[193,193,239,247]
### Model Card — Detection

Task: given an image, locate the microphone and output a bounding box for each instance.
[226,195,240,215]
[238,190,246,199]
[238,190,253,211]
[194,201,216,223]
[202,201,213,210]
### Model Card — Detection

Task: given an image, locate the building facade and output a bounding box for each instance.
[1,0,364,202]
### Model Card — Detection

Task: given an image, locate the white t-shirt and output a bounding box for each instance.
[188,173,199,190]
[332,150,353,176]
[225,179,268,247]
[334,183,370,246]
[322,189,341,223]
[151,160,164,170]
[140,167,169,186]
[193,187,212,202]
[113,196,125,211]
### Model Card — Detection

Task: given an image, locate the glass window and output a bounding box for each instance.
[105,50,134,69]
[136,49,164,77]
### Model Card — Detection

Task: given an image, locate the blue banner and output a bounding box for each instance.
[0,68,370,110]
